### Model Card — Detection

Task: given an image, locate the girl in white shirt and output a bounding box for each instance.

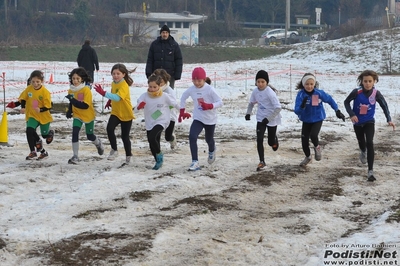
[245,70,282,171]
[179,67,223,171]
[136,74,179,170]
[152,69,178,149]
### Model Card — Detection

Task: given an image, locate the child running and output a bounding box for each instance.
[152,69,178,149]
[344,70,395,182]
[6,70,54,160]
[179,67,223,171]
[65,67,104,164]
[245,70,282,171]
[94,64,135,165]
[294,72,345,166]
[136,74,179,170]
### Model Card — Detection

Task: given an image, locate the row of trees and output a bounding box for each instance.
[0,0,390,45]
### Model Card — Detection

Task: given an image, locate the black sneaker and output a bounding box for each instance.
[26,151,37,160]
[37,151,48,160]
[257,161,266,171]
[46,130,54,144]
[35,139,43,152]
[272,136,279,151]
[367,170,376,182]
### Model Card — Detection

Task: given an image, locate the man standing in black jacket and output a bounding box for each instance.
[145,25,183,89]
[77,40,99,82]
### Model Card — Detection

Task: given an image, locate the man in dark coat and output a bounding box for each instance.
[77,40,99,82]
[145,25,183,89]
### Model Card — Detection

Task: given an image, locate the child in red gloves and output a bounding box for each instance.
[179,67,223,171]
[65,67,104,164]
[93,63,135,165]
[6,70,54,160]
[135,74,179,170]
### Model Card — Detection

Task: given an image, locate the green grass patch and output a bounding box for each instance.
[0,45,289,64]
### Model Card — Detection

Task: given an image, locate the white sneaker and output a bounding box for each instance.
[125,156,131,165]
[314,145,321,161]
[96,139,104,155]
[300,156,312,166]
[208,147,216,164]
[68,155,80,164]
[189,160,201,171]
[108,149,118,161]
[170,133,177,149]
[359,149,367,164]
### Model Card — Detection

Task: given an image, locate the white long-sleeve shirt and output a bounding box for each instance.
[247,86,282,126]
[162,84,178,122]
[180,83,223,125]
[137,92,179,131]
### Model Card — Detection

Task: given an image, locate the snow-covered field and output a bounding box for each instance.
[0,30,400,265]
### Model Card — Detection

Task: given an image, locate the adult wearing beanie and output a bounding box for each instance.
[77,40,99,82]
[145,25,183,89]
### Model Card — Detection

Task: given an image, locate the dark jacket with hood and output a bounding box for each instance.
[145,35,183,80]
[77,43,99,73]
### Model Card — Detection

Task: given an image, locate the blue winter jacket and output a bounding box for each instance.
[294,88,338,123]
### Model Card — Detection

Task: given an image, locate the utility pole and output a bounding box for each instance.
[214,0,217,20]
[4,0,7,24]
[285,0,290,43]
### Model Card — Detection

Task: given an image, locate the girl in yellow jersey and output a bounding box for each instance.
[6,70,54,160]
[94,64,135,165]
[65,67,105,164]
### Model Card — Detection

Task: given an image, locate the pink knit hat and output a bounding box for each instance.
[192,67,206,80]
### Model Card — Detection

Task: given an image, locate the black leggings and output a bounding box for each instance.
[256,122,277,162]
[26,127,41,152]
[107,115,132,156]
[301,121,323,157]
[147,124,164,160]
[165,121,175,142]
[354,123,375,171]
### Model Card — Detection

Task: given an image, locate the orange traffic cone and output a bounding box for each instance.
[48,73,54,84]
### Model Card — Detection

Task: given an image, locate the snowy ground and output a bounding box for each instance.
[1,30,400,265]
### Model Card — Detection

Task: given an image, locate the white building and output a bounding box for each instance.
[119,11,207,45]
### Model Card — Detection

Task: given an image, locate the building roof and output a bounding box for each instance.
[119,11,207,23]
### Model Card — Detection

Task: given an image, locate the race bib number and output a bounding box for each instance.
[312,95,319,106]
[360,105,368,115]
[151,110,162,120]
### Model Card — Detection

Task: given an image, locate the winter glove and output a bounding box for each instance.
[94,84,106,96]
[245,114,250,121]
[137,101,146,110]
[178,108,191,123]
[104,99,112,110]
[6,102,15,108]
[65,94,74,101]
[261,118,269,125]
[200,102,213,110]
[336,110,345,122]
[300,97,308,109]
[66,109,72,119]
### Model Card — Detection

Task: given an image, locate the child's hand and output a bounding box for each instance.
[200,102,213,110]
[350,116,358,124]
[178,108,191,122]
[104,99,112,109]
[137,101,146,110]
[20,108,25,114]
[94,84,106,96]
[389,121,396,131]
[6,102,15,108]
